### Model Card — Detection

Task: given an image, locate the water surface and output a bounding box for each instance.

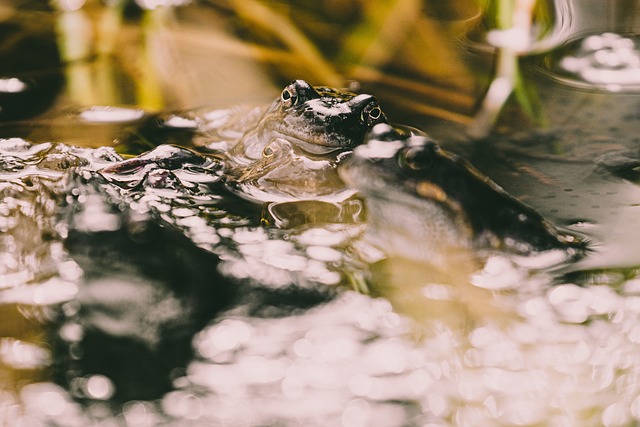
[2,2,640,426]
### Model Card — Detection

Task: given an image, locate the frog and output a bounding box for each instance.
[198,79,387,203]
[113,80,386,204]
[338,124,588,335]
[339,124,584,266]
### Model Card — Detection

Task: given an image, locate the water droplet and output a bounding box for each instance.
[85,374,114,400]
[548,284,592,323]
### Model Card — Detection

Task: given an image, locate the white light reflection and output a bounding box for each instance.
[306,245,342,262]
[421,284,454,301]
[0,278,78,305]
[163,115,197,129]
[602,402,631,427]
[497,395,546,425]
[51,0,86,10]
[59,323,84,342]
[630,395,640,420]
[548,284,592,323]
[558,33,640,90]
[0,78,27,93]
[0,338,50,369]
[0,138,51,158]
[135,0,191,10]
[292,338,312,358]
[72,194,120,232]
[195,319,252,359]
[348,374,374,397]
[123,401,156,427]
[20,383,71,418]
[160,278,640,427]
[85,375,114,400]
[362,339,407,375]
[78,106,145,123]
[341,398,370,427]
[280,374,304,398]
[162,391,203,421]
[471,255,522,290]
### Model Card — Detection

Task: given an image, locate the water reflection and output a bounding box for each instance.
[4,1,640,426]
[0,78,27,94]
[77,106,146,123]
[553,33,640,91]
[3,130,640,426]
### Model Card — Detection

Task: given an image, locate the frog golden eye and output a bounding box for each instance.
[281,87,298,108]
[362,102,383,126]
[263,143,279,158]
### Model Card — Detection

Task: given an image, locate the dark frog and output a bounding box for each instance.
[339,124,584,265]
[221,80,387,203]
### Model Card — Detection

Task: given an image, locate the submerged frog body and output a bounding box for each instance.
[203,80,387,203]
[340,124,583,264]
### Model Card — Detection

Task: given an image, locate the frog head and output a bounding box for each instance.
[224,80,387,203]
[340,124,583,259]
[237,80,386,160]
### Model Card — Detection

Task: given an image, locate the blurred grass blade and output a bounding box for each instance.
[228,0,342,86]
[337,0,421,72]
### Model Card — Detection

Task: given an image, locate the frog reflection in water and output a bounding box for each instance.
[207,79,387,203]
[340,124,585,332]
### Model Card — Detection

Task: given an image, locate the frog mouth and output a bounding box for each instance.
[268,128,350,155]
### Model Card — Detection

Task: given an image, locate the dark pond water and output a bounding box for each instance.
[1,1,640,426]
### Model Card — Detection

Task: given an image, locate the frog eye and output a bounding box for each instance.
[262,142,280,158]
[281,86,298,108]
[361,101,384,126]
[400,147,428,170]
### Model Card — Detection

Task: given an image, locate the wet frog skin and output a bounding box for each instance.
[340,124,583,263]
[219,80,387,203]
[225,79,386,160]
[113,80,386,204]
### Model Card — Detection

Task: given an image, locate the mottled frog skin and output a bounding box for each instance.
[103,80,387,203]
[339,124,583,263]
[221,80,387,203]
[226,80,386,159]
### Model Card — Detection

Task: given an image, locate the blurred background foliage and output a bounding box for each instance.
[0,0,560,140]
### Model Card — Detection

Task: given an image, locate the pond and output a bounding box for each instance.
[2,1,640,426]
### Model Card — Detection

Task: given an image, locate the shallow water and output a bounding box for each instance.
[2,1,640,426]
